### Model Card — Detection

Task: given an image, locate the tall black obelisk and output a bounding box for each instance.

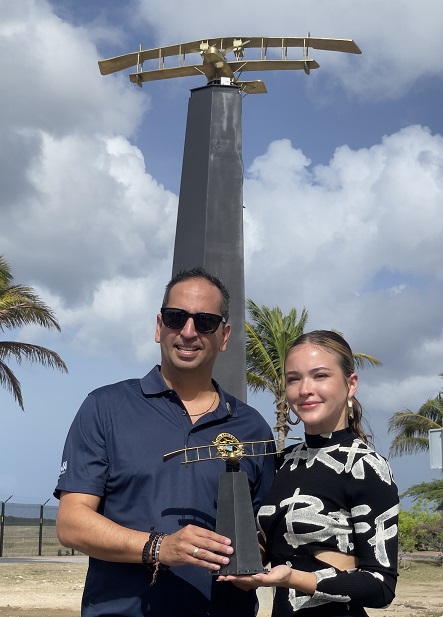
[172,83,246,402]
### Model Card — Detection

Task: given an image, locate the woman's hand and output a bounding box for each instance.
[217,564,293,590]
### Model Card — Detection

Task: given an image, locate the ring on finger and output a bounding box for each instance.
[192,547,199,558]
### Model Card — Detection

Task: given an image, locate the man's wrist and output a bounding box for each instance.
[141,531,170,585]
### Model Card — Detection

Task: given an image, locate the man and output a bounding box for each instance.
[55,267,275,617]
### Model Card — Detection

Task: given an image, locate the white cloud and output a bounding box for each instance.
[0,0,143,137]
[0,0,179,306]
[243,126,443,385]
[57,274,165,364]
[1,131,177,303]
[15,270,167,367]
[361,372,443,420]
[244,126,443,286]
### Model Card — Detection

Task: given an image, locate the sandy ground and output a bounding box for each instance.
[0,558,442,617]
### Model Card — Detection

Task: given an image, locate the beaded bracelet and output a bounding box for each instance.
[142,531,160,566]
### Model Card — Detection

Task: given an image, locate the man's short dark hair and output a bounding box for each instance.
[162,267,230,321]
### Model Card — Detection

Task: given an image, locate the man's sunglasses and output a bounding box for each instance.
[160,308,226,334]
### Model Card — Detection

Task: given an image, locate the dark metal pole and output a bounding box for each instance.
[0,495,13,557]
[172,83,246,401]
[38,498,50,556]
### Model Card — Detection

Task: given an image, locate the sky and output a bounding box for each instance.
[1,0,442,508]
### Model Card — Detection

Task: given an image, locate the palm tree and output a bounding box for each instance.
[388,376,443,457]
[245,299,382,452]
[246,300,309,452]
[0,255,68,410]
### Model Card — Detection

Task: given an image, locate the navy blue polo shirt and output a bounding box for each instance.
[55,366,275,617]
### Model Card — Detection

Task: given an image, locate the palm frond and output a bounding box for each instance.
[0,359,24,410]
[0,287,61,332]
[389,435,430,456]
[0,255,68,410]
[0,341,68,372]
[331,330,382,370]
[388,393,443,457]
[353,352,382,369]
[388,410,441,435]
[246,371,276,396]
[0,255,13,287]
[418,394,443,424]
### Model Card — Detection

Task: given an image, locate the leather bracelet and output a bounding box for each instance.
[142,532,160,566]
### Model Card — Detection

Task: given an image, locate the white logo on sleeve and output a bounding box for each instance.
[60,461,68,475]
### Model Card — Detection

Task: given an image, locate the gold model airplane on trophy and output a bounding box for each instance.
[99,35,361,94]
[163,433,283,465]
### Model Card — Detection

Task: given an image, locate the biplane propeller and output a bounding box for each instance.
[99,35,361,94]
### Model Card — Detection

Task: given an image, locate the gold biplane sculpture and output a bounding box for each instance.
[163,434,278,465]
[99,35,361,94]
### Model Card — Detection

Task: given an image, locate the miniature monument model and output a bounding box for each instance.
[99,36,361,401]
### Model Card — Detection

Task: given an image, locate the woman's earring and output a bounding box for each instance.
[288,409,301,425]
[347,398,354,420]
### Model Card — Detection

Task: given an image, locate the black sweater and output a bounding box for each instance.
[257,428,399,617]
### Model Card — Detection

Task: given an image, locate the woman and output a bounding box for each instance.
[219,330,399,616]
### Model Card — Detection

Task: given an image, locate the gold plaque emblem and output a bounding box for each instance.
[213,433,244,463]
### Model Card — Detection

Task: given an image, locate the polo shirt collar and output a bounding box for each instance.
[140,365,238,417]
[140,365,171,395]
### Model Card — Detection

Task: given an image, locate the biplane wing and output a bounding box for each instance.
[99,42,201,76]
[130,65,205,85]
[237,80,267,95]
[98,36,361,76]
[129,59,319,87]
[228,59,320,73]
[302,37,361,53]
[225,36,362,54]
[99,51,143,76]
[130,70,268,95]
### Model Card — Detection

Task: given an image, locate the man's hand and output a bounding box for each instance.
[159,524,233,571]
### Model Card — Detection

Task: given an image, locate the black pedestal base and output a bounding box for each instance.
[214,470,265,575]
